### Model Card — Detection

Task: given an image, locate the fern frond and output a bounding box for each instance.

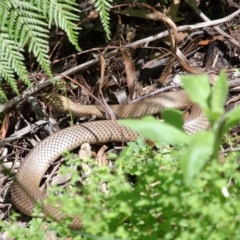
[5,1,51,75]
[0,1,10,30]
[0,32,30,91]
[0,61,18,95]
[92,0,112,40]
[0,0,81,100]
[47,0,81,51]
[0,84,7,101]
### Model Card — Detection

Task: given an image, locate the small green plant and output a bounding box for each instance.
[121,71,240,186]
[3,71,240,239]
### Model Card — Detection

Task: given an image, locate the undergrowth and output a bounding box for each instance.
[2,72,240,239]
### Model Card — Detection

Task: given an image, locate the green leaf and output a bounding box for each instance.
[221,105,240,135]
[119,116,190,147]
[180,131,214,186]
[161,109,184,130]
[210,70,228,122]
[181,74,211,116]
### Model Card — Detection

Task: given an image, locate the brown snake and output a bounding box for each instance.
[10,90,209,229]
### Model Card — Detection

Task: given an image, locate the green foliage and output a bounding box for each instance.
[92,0,112,40]
[0,0,80,100]
[122,71,240,185]
[3,72,240,238]
[120,115,190,147]
[0,0,112,100]
[180,72,228,127]
[41,0,80,49]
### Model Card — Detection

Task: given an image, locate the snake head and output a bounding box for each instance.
[41,93,73,113]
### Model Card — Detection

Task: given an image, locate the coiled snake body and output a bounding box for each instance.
[10,90,209,229]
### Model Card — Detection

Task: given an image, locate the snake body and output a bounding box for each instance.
[10,90,209,229]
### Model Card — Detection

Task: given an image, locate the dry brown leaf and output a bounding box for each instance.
[0,114,10,140]
[116,7,185,22]
[176,48,188,63]
[99,52,106,92]
[179,60,205,74]
[137,4,178,84]
[163,31,189,45]
[121,49,136,101]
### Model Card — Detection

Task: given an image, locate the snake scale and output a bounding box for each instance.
[10,90,209,229]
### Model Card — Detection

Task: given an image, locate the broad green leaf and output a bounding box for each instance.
[119,116,190,146]
[210,70,228,122]
[161,109,183,130]
[180,131,214,186]
[221,105,240,135]
[181,74,211,115]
